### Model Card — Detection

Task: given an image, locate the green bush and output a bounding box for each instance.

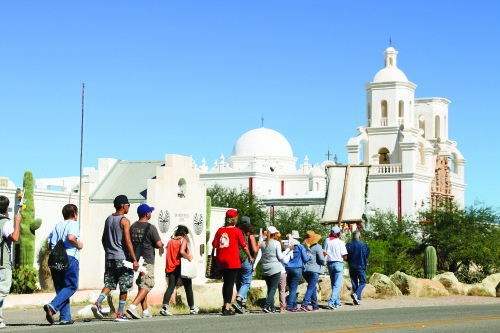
[455,269,487,284]
[11,265,39,294]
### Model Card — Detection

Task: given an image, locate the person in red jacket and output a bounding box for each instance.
[212,209,252,316]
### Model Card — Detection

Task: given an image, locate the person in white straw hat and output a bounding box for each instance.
[324,225,347,309]
[284,230,310,312]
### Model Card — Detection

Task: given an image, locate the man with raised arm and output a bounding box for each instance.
[0,196,22,329]
[91,195,139,322]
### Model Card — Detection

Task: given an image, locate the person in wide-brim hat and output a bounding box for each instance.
[305,230,321,246]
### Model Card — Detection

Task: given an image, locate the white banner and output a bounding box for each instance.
[322,165,369,223]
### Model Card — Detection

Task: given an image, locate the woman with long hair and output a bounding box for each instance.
[212,210,253,316]
[232,216,258,314]
[260,226,293,313]
[161,226,198,316]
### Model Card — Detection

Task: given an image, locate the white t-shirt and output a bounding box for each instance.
[324,237,347,262]
[2,218,14,239]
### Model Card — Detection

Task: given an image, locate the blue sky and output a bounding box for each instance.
[1,1,499,208]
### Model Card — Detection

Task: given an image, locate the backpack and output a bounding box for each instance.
[48,239,69,272]
[133,223,151,260]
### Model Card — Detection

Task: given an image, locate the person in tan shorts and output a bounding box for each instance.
[126,204,163,319]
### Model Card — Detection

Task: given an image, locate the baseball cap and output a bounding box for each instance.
[138,204,155,215]
[226,209,238,218]
[240,216,251,225]
[331,226,341,234]
[268,226,279,234]
[114,195,129,207]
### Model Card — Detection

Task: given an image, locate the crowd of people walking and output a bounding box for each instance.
[0,194,369,326]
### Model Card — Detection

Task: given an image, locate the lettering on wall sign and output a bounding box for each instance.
[175,213,190,223]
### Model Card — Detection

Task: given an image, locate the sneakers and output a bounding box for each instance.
[91,302,104,320]
[351,293,359,305]
[280,307,287,313]
[262,307,273,314]
[287,308,298,313]
[0,322,5,329]
[357,300,363,305]
[327,304,336,310]
[221,307,235,316]
[232,299,243,314]
[190,307,199,315]
[299,305,310,312]
[115,312,130,322]
[142,312,153,318]
[241,304,249,313]
[312,307,319,311]
[160,307,173,316]
[126,306,141,319]
[60,320,75,325]
[43,304,56,324]
[335,304,343,309]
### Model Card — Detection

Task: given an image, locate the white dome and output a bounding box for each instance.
[309,167,325,178]
[231,127,293,158]
[373,67,408,82]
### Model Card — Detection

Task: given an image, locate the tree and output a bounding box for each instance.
[206,184,268,231]
[362,209,423,278]
[421,200,500,274]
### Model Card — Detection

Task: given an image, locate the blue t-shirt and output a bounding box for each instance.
[49,220,80,261]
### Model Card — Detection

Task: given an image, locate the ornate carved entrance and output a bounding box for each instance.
[430,156,454,209]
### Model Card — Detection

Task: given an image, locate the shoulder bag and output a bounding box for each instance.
[180,238,197,279]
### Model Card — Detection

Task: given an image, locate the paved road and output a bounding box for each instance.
[2,303,500,332]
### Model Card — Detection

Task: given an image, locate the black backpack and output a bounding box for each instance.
[133,223,151,260]
[48,239,69,272]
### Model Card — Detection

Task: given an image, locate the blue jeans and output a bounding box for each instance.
[236,259,253,303]
[301,271,319,308]
[349,267,366,301]
[327,261,343,306]
[285,267,303,310]
[263,272,281,311]
[50,256,79,322]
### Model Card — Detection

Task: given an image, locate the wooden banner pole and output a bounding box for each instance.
[337,165,351,228]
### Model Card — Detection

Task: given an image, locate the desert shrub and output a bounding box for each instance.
[11,265,39,294]
[455,268,487,284]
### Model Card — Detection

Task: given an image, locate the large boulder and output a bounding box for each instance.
[361,284,377,298]
[482,273,500,296]
[317,276,332,301]
[432,272,463,295]
[176,285,223,311]
[390,271,419,296]
[340,277,353,300]
[296,281,321,304]
[465,283,496,297]
[416,279,449,297]
[369,273,402,297]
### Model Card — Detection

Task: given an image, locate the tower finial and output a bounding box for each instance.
[389,36,392,47]
[261,116,264,127]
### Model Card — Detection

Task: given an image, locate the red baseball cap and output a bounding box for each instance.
[225,209,238,218]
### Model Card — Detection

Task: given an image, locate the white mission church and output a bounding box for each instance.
[0,47,466,287]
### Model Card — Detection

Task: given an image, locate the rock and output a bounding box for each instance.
[361,284,376,298]
[369,273,402,297]
[465,283,496,297]
[433,272,463,295]
[416,279,449,297]
[390,271,420,296]
[317,276,331,301]
[340,277,353,300]
[86,293,99,304]
[247,285,268,307]
[482,273,500,296]
[176,284,223,310]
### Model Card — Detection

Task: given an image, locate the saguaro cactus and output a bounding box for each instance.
[424,245,437,279]
[20,170,42,268]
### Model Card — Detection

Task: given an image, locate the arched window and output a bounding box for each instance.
[419,115,425,137]
[178,178,186,198]
[381,100,387,118]
[399,101,404,117]
[367,102,371,126]
[378,147,390,164]
[435,115,441,138]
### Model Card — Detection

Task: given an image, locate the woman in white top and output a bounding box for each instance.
[259,226,293,313]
